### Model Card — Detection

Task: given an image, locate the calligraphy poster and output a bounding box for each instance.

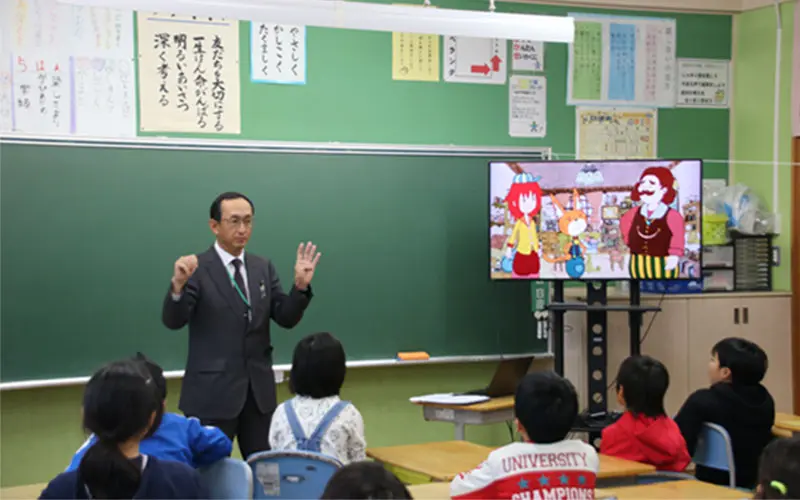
[511,40,544,72]
[676,58,729,108]
[509,75,546,138]
[443,36,505,85]
[137,14,240,134]
[575,107,657,160]
[392,32,440,82]
[11,53,72,134]
[72,56,136,137]
[568,14,676,108]
[250,23,306,85]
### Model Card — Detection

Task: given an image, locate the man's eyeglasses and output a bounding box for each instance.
[222,217,253,228]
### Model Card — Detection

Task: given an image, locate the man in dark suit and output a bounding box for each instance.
[162,192,320,459]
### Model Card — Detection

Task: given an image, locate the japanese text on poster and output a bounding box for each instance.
[568,14,676,107]
[576,107,657,159]
[250,23,306,84]
[509,75,546,138]
[511,40,544,72]
[392,32,440,82]
[1,54,12,132]
[676,58,729,108]
[444,36,505,85]
[138,14,241,134]
[11,53,71,134]
[72,56,136,137]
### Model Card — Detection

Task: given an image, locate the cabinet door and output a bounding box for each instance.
[737,297,793,412]
[606,298,690,416]
[687,297,741,392]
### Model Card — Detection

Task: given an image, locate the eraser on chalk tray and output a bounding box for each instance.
[396,351,430,361]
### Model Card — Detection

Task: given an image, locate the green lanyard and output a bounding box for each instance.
[227,270,251,309]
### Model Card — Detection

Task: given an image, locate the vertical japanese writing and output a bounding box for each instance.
[447,36,456,77]
[174,33,189,112]
[258,24,269,77]
[211,35,226,132]
[193,35,208,129]
[50,66,63,128]
[251,22,305,84]
[290,27,300,77]
[154,32,170,107]
[273,25,283,74]
[12,54,71,134]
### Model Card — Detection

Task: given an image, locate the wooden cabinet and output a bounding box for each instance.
[563,291,794,415]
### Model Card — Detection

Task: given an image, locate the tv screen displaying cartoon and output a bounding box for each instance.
[489,160,703,281]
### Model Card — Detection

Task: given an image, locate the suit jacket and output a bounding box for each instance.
[162,247,312,420]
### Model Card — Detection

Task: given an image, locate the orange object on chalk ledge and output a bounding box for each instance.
[396,351,430,361]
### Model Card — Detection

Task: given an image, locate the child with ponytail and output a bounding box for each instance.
[753,436,800,500]
[40,360,204,499]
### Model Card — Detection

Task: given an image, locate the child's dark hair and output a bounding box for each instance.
[134,352,167,401]
[289,332,346,398]
[321,462,411,499]
[514,371,578,443]
[754,436,800,499]
[79,360,161,499]
[712,337,768,385]
[615,355,668,418]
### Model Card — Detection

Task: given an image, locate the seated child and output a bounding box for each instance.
[66,353,232,471]
[451,371,598,500]
[674,337,775,488]
[601,355,690,471]
[321,461,411,499]
[753,436,800,499]
[41,359,204,499]
[269,332,367,464]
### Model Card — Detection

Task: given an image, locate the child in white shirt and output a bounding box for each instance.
[451,372,598,500]
[269,332,366,464]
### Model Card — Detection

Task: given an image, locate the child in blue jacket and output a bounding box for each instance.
[66,353,231,470]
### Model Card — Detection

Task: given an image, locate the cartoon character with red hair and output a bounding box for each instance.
[620,166,685,279]
[504,172,543,278]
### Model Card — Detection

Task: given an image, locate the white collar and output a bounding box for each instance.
[638,202,668,219]
[214,241,245,267]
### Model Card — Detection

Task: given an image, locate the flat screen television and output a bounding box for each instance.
[489,159,703,281]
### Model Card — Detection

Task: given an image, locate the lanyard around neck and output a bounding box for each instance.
[227,267,251,309]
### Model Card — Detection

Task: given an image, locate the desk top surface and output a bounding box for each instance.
[366,441,655,481]
[408,480,745,500]
[597,480,747,499]
[775,412,800,432]
[413,396,515,412]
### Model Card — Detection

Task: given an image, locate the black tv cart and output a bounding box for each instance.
[546,280,662,446]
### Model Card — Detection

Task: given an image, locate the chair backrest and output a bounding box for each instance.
[693,422,737,488]
[199,458,254,500]
[247,450,343,499]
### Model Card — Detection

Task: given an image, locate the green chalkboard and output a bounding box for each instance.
[0,142,544,383]
[137,0,732,179]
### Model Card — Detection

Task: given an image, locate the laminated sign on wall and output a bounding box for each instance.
[676,58,729,108]
[444,36,505,85]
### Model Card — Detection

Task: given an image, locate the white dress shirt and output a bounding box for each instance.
[171,242,250,304]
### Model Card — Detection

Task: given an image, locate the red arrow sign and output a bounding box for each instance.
[490,55,502,72]
[471,64,490,75]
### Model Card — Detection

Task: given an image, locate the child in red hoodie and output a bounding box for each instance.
[601,355,690,472]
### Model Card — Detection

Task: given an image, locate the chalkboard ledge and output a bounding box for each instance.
[1,353,553,391]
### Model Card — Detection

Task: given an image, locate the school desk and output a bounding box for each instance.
[0,482,45,499]
[596,480,748,499]
[407,482,450,499]
[774,412,800,437]
[367,441,656,483]
[412,396,515,440]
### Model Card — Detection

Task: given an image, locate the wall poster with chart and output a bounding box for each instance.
[568,13,676,108]
[137,13,241,134]
[576,107,657,160]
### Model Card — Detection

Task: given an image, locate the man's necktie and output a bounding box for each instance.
[231,258,248,305]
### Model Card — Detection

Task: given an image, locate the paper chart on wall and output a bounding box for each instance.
[676,58,730,108]
[392,31,440,82]
[138,14,241,134]
[568,13,676,108]
[11,53,72,135]
[511,40,544,72]
[250,23,306,84]
[72,56,136,137]
[575,107,657,160]
[444,36,505,84]
[509,75,546,138]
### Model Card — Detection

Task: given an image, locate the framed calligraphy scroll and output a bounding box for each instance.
[137,13,241,134]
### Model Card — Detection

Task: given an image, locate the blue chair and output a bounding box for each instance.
[199,458,254,500]
[247,450,343,499]
[693,422,737,488]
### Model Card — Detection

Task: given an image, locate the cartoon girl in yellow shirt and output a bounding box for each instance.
[504,172,542,278]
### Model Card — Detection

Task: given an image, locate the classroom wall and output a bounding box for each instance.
[0,362,521,488]
[731,2,795,291]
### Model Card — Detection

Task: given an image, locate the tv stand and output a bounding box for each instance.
[546,281,661,446]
